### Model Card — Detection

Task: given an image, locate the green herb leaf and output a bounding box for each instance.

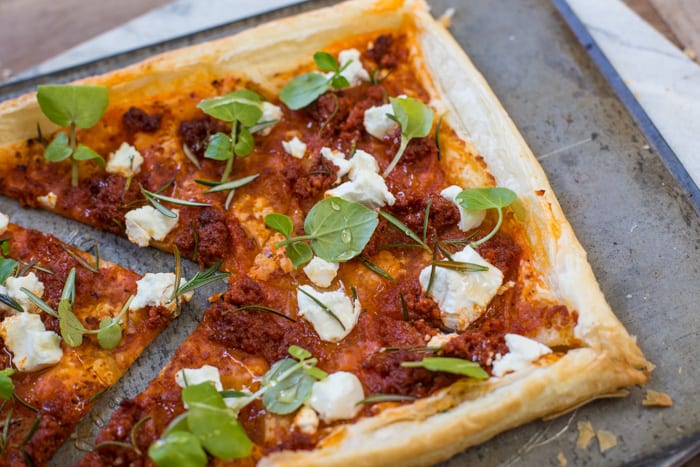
[234,127,254,157]
[358,255,394,281]
[279,73,330,110]
[330,75,350,89]
[0,369,15,400]
[378,210,430,252]
[197,90,263,126]
[0,239,9,256]
[58,298,86,347]
[262,359,315,415]
[19,287,58,317]
[230,305,296,322]
[148,431,208,467]
[314,51,340,72]
[73,144,105,167]
[36,85,109,128]
[431,260,489,272]
[435,114,445,161]
[43,132,72,162]
[456,187,517,211]
[198,174,259,194]
[96,295,132,349]
[203,133,232,161]
[264,213,294,238]
[286,242,313,268]
[0,257,18,285]
[174,260,229,297]
[303,197,378,262]
[401,357,489,379]
[0,294,23,313]
[288,345,312,360]
[297,286,345,331]
[383,97,434,176]
[357,394,416,405]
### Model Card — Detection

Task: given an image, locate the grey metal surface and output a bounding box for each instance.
[0,0,697,465]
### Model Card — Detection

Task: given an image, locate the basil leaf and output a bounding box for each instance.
[456,187,517,210]
[262,359,314,415]
[197,91,263,125]
[304,197,378,262]
[204,133,233,161]
[0,369,15,400]
[264,213,294,238]
[97,317,122,350]
[44,132,72,162]
[401,357,489,379]
[37,85,109,128]
[188,404,252,459]
[58,298,85,347]
[0,257,18,284]
[148,431,207,467]
[234,127,254,157]
[73,144,105,167]
[279,73,330,110]
[286,242,313,269]
[313,51,340,72]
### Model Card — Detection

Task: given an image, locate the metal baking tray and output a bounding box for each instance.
[1,0,698,465]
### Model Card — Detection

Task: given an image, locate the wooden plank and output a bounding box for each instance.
[0,0,170,81]
[648,0,700,58]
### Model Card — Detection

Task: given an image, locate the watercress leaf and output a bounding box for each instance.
[288,345,312,360]
[188,404,253,459]
[264,213,294,237]
[44,132,72,162]
[204,133,233,161]
[279,73,330,110]
[390,96,434,140]
[37,85,109,128]
[97,317,122,350]
[456,187,517,211]
[286,242,313,269]
[0,257,18,284]
[182,382,226,409]
[262,359,314,415]
[313,51,340,73]
[304,197,378,262]
[304,366,328,380]
[148,431,207,467]
[73,144,106,167]
[233,127,254,157]
[401,357,489,379]
[58,299,85,347]
[197,91,263,124]
[0,368,15,400]
[0,239,9,256]
[330,75,350,90]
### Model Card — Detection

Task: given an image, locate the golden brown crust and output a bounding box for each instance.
[0,0,651,465]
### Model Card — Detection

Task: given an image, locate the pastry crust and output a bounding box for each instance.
[0,0,650,465]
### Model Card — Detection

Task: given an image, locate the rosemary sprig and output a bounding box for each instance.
[61,244,98,273]
[378,211,430,252]
[430,260,488,272]
[19,288,58,317]
[356,394,416,405]
[399,292,409,322]
[140,183,211,218]
[358,256,394,281]
[18,259,53,276]
[422,198,432,244]
[435,114,445,161]
[230,305,296,322]
[93,416,151,456]
[0,295,23,313]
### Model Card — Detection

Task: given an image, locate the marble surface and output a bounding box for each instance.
[567,0,700,194]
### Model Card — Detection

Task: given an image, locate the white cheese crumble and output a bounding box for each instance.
[0,212,8,234]
[124,206,179,247]
[292,406,320,435]
[440,185,486,232]
[308,371,364,421]
[320,147,351,182]
[337,49,370,86]
[258,102,283,135]
[297,285,361,342]
[129,273,193,313]
[363,103,398,139]
[418,245,503,331]
[303,257,339,288]
[175,365,223,391]
[37,192,57,209]
[3,273,45,313]
[106,142,144,178]
[0,312,62,372]
[426,333,458,349]
[282,136,307,159]
[324,149,395,209]
[491,334,552,377]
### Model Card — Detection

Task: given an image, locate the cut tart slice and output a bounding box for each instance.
[0,212,197,466]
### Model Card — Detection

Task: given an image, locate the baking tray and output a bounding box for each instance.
[0,0,698,465]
